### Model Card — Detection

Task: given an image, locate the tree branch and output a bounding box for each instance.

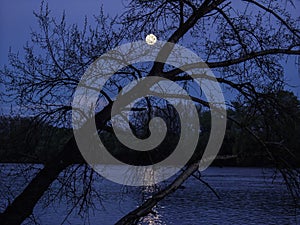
[115,162,199,225]
[243,0,300,40]
[166,48,300,76]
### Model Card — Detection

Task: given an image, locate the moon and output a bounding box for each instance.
[145,34,157,45]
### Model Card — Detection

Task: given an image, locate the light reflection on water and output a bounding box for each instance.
[0,166,299,225]
[140,207,166,225]
[140,184,167,225]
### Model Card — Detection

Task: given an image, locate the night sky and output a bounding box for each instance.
[0,0,299,109]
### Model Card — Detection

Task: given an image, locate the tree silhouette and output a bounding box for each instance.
[1,1,300,224]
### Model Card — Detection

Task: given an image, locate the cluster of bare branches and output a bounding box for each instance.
[0,0,300,224]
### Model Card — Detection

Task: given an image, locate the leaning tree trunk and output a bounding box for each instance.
[0,105,112,225]
[0,155,70,225]
[0,135,81,225]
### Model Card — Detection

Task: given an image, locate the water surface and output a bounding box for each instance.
[0,166,299,224]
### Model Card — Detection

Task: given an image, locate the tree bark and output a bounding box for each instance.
[0,105,112,225]
[0,158,69,225]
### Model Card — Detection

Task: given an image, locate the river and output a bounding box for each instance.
[0,165,299,224]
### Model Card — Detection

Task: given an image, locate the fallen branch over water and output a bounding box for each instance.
[115,162,199,225]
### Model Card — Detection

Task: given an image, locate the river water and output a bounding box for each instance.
[0,166,299,224]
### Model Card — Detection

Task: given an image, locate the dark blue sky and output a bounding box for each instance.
[0,0,123,64]
[0,0,299,100]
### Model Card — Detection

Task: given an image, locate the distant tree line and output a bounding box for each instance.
[1,90,299,167]
[0,115,71,163]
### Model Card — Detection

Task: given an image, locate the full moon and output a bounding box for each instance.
[145,34,157,45]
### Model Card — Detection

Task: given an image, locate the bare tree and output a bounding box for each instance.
[1,0,300,224]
